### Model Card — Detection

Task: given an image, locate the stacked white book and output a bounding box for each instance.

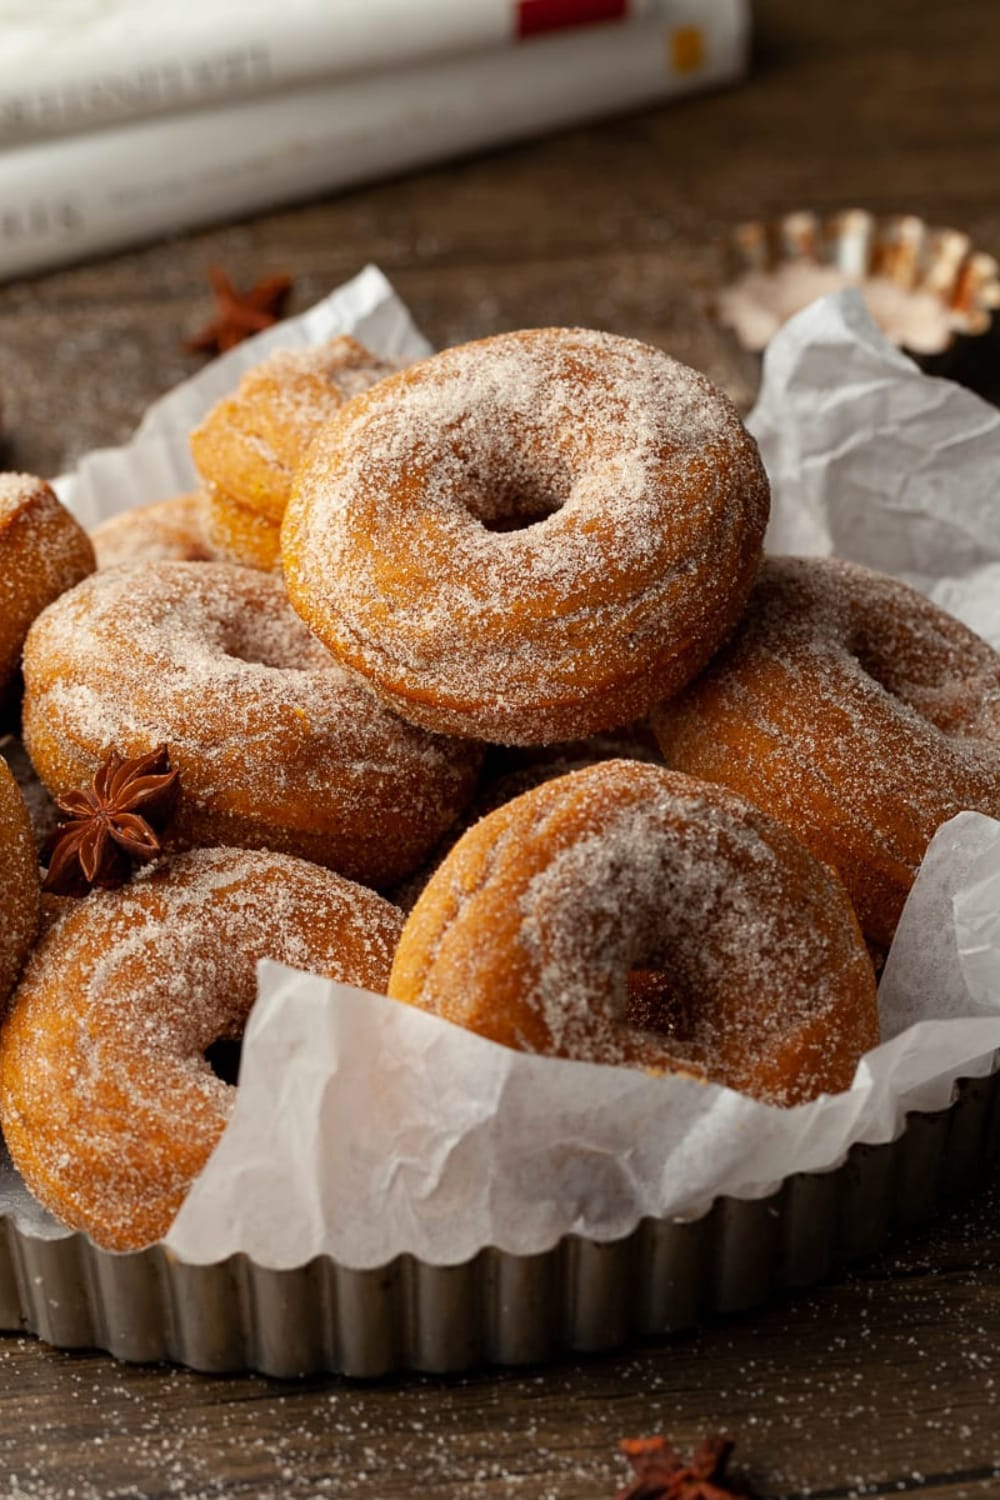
[0,0,750,281]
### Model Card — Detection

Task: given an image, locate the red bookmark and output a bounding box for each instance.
[517,0,630,38]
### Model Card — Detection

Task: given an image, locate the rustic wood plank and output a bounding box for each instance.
[1,1178,1000,1498]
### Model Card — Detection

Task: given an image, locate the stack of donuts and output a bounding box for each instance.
[2,324,999,1253]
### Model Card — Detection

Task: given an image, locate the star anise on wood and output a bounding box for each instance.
[615,1434,755,1500]
[42,745,180,897]
[184,265,293,355]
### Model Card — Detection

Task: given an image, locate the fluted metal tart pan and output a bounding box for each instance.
[1,1064,996,1378]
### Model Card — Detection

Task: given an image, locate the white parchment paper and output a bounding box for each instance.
[6,276,1000,1265]
[54,263,433,524]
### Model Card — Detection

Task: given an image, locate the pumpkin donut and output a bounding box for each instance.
[0,753,39,1007]
[21,561,483,889]
[0,473,94,715]
[652,556,1000,947]
[91,493,215,568]
[200,485,283,570]
[389,760,878,1105]
[190,336,400,569]
[282,328,770,745]
[0,846,404,1250]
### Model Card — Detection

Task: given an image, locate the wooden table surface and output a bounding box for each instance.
[3,2,1000,1495]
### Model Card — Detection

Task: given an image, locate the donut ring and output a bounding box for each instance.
[22,561,482,889]
[91,493,215,568]
[0,847,404,1250]
[389,760,878,1105]
[652,556,1000,946]
[282,328,770,745]
[190,336,401,572]
[0,754,39,1006]
[0,474,94,714]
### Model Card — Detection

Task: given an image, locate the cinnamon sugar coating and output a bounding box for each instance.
[0,473,95,715]
[652,556,1000,946]
[0,754,39,1007]
[21,561,483,889]
[0,847,404,1250]
[200,483,283,570]
[189,336,400,569]
[91,492,215,568]
[281,328,770,745]
[389,760,878,1105]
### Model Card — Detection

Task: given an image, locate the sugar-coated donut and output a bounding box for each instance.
[190,336,400,570]
[0,754,39,1007]
[0,474,94,715]
[652,556,1000,946]
[91,493,215,568]
[282,328,770,745]
[22,561,483,889]
[0,846,405,1250]
[200,484,282,570]
[389,760,878,1105]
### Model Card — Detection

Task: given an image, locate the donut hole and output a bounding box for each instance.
[478,495,564,533]
[851,630,983,734]
[224,642,291,670]
[204,1037,243,1086]
[625,968,695,1040]
[218,612,327,672]
[851,627,950,712]
[606,844,780,1058]
[851,635,909,701]
[461,456,568,533]
[530,824,735,1056]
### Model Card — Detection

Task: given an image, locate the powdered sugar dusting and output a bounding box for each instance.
[21,561,481,888]
[391,736,664,912]
[520,795,778,1053]
[285,329,769,741]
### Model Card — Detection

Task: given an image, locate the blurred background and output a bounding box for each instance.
[1,1,998,481]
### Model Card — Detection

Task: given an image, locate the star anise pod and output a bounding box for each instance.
[184,265,293,355]
[616,1434,755,1500]
[42,745,180,897]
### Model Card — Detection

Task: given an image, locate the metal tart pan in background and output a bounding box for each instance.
[1,1064,998,1378]
[712,207,1000,371]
